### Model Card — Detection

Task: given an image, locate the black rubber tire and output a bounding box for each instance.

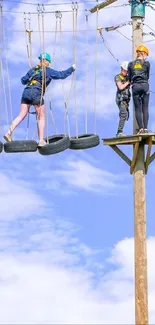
[0,142,3,153]
[69,134,100,150]
[38,134,70,156]
[4,140,38,153]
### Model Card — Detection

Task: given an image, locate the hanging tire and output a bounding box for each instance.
[4,140,38,153]
[38,134,70,156]
[0,142,3,153]
[69,134,100,150]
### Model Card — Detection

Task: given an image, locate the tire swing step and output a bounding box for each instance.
[38,134,70,156]
[69,134,100,150]
[0,142,3,153]
[4,140,38,153]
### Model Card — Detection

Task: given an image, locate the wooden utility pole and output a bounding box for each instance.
[91,0,155,324]
[132,2,148,324]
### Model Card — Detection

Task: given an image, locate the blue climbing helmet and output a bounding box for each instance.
[38,52,51,63]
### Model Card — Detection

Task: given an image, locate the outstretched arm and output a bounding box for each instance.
[49,66,75,80]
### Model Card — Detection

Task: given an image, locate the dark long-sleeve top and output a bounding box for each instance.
[21,65,74,88]
[127,59,150,84]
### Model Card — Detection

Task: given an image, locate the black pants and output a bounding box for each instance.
[132,83,149,129]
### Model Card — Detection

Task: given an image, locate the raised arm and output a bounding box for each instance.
[49,65,75,80]
[115,75,130,91]
[116,80,130,91]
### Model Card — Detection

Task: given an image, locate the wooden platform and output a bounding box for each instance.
[103,133,155,146]
[102,133,155,174]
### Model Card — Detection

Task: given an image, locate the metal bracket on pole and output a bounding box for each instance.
[130,0,146,18]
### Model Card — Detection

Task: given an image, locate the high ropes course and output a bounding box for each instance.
[0,0,155,156]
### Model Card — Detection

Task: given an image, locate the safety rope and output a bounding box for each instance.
[23,13,33,68]
[34,7,49,144]
[72,2,78,138]
[0,5,13,126]
[52,12,58,67]
[59,11,73,137]
[97,27,120,63]
[47,11,58,135]
[93,6,99,135]
[85,10,89,134]
[0,52,9,126]
[0,6,9,128]
[23,12,35,140]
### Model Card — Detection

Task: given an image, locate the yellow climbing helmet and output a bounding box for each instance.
[136,45,149,56]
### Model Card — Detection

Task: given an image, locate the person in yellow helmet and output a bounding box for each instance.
[127,45,151,134]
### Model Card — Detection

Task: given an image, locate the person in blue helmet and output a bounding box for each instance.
[4,52,76,147]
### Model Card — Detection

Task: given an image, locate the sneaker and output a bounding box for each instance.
[116,132,125,137]
[137,128,144,134]
[3,133,12,142]
[143,129,149,134]
[38,140,47,147]
[144,129,154,135]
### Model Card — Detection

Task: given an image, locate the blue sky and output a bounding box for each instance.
[0,0,155,323]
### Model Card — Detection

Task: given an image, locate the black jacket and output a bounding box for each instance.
[127,59,150,84]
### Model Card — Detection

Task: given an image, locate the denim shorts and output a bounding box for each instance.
[21,86,44,106]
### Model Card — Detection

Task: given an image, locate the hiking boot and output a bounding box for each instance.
[38,140,47,147]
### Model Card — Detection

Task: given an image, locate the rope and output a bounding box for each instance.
[97,27,120,63]
[23,12,34,140]
[0,53,9,126]
[48,12,58,135]
[59,11,73,137]
[28,13,32,67]
[52,12,58,67]
[0,5,13,125]
[23,13,33,68]
[37,12,42,53]
[41,11,49,144]
[93,6,99,135]
[49,101,57,134]
[34,9,49,144]
[1,0,129,7]
[115,29,132,42]
[85,10,89,134]
[0,7,9,128]
[72,2,78,138]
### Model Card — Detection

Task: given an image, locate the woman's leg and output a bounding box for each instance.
[141,84,149,130]
[34,104,46,145]
[132,84,143,131]
[4,103,30,142]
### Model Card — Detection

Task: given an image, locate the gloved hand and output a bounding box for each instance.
[72,64,76,70]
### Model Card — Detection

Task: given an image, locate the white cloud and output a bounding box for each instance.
[53,157,128,193]
[0,232,155,324]
[0,172,47,221]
